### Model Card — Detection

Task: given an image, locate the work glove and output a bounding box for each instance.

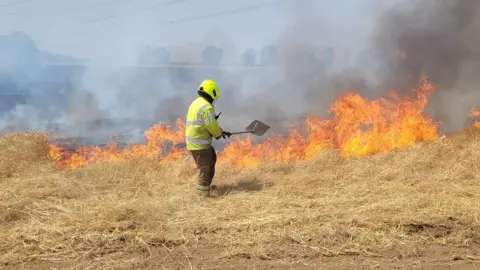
[215,112,221,120]
[221,130,232,139]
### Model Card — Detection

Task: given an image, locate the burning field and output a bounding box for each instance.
[1,77,480,269]
[48,76,441,170]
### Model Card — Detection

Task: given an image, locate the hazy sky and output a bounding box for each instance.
[0,0,388,59]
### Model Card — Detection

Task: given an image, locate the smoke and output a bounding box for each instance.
[2,0,480,148]
[247,0,480,134]
[0,31,78,132]
[0,1,391,146]
[370,0,480,132]
[216,0,380,133]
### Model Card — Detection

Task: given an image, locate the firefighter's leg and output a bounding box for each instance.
[190,147,215,196]
[207,147,220,196]
[209,147,217,188]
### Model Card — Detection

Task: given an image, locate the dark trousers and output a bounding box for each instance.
[190,146,217,193]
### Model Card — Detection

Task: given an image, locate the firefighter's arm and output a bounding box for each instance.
[203,107,223,138]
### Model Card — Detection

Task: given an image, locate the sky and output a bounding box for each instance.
[0,0,389,59]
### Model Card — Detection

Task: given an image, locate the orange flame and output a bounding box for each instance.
[48,76,440,169]
[469,107,480,128]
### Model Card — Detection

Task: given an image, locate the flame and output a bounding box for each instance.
[48,119,187,169]
[469,107,480,128]
[48,76,440,169]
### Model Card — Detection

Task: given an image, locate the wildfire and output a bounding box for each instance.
[49,77,441,169]
[470,108,480,128]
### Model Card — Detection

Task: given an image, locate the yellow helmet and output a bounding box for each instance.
[198,79,220,102]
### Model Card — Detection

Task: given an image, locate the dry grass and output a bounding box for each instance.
[1,130,480,269]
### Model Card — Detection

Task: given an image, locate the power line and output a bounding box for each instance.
[28,0,184,30]
[84,0,188,23]
[0,0,130,16]
[163,1,277,25]
[0,0,33,8]
[65,0,131,13]
[87,1,277,25]
[1,0,180,17]
[6,0,276,31]
[34,0,187,29]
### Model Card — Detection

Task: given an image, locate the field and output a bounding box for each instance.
[1,127,480,269]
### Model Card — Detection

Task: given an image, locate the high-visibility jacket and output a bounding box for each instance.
[185,97,222,150]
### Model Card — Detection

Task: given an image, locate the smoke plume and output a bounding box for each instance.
[370,0,480,132]
[1,0,480,148]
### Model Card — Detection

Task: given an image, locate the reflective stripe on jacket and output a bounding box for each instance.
[185,97,222,150]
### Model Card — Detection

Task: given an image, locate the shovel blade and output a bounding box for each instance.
[245,120,270,136]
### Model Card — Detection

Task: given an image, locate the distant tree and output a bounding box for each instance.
[201,46,223,65]
[137,46,170,65]
[151,47,170,65]
[0,31,40,70]
[241,48,257,66]
[260,45,277,65]
[315,46,335,68]
[136,45,152,65]
[0,31,80,118]
[4,31,37,53]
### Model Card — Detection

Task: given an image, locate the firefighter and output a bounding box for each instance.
[185,79,231,197]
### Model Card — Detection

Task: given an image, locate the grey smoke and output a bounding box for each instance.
[2,0,480,150]
[370,0,480,132]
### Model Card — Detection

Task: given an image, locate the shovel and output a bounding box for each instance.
[175,120,270,148]
[229,120,270,136]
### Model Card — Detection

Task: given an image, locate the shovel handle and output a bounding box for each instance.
[229,131,253,135]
